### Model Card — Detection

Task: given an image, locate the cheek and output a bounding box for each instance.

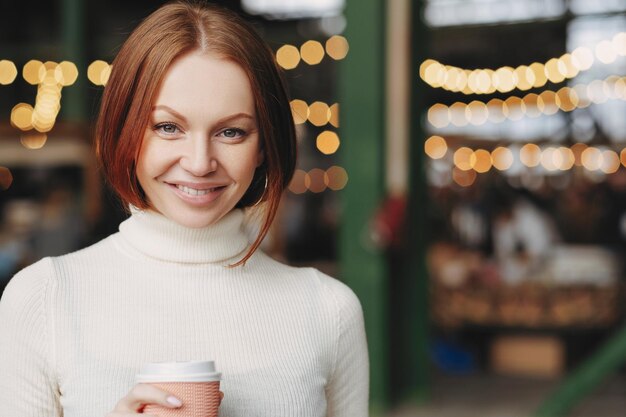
[137,140,171,180]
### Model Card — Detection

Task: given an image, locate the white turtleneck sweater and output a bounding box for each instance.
[0,209,369,417]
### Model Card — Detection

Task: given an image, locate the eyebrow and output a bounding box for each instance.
[152,105,256,125]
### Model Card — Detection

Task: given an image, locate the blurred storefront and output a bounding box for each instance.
[409,0,626,416]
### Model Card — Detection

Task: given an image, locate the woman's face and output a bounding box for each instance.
[136,51,263,228]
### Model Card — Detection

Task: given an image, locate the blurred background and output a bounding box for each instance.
[1,0,626,416]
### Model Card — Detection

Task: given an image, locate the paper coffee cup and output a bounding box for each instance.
[136,361,222,417]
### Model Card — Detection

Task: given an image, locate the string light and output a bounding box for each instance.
[426,139,626,175]
[290,100,338,127]
[288,167,349,194]
[427,75,626,128]
[277,36,349,70]
[420,32,626,94]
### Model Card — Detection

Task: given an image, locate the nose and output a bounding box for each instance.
[179,135,217,176]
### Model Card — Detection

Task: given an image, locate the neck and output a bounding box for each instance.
[118,208,250,264]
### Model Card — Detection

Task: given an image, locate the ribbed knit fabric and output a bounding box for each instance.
[0,208,369,417]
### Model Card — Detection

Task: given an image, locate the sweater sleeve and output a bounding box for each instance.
[319,271,370,417]
[0,258,62,417]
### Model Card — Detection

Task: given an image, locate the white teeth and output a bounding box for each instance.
[176,184,214,196]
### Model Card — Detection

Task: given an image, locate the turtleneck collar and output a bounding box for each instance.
[118,208,250,264]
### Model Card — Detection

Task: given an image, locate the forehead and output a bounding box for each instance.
[152,51,255,116]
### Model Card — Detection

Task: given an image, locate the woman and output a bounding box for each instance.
[0,2,369,416]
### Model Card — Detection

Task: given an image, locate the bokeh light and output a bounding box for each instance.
[581,147,602,171]
[87,60,110,85]
[452,167,476,187]
[306,168,326,193]
[454,147,473,171]
[308,101,331,126]
[316,131,340,155]
[325,35,349,60]
[288,169,308,194]
[20,132,48,149]
[325,166,348,191]
[556,147,575,171]
[10,103,34,131]
[0,60,17,85]
[600,150,620,174]
[276,45,301,69]
[470,149,492,173]
[290,99,309,124]
[329,103,339,128]
[23,60,45,85]
[424,135,447,159]
[54,61,78,86]
[520,143,541,167]
[427,103,449,128]
[492,147,514,171]
[300,40,325,65]
[595,40,617,64]
[572,46,594,71]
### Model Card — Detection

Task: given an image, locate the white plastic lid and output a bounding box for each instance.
[136,360,221,383]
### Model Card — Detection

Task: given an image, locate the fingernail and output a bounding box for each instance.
[167,396,182,407]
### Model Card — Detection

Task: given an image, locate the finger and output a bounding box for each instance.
[219,391,224,405]
[113,383,182,412]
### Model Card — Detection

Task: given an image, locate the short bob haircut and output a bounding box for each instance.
[96,1,297,266]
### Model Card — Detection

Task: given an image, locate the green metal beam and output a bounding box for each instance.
[61,0,86,121]
[339,0,387,414]
[403,0,430,404]
[533,324,626,417]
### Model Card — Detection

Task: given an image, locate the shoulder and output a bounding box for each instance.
[0,257,56,315]
[1,235,117,307]
[312,269,364,322]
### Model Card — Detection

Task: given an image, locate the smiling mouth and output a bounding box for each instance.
[175,184,222,196]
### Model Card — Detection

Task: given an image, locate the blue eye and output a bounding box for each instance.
[155,123,180,135]
[220,128,246,139]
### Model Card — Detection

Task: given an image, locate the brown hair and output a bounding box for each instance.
[96,1,297,265]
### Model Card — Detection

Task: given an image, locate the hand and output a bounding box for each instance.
[107,383,182,416]
[106,383,225,416]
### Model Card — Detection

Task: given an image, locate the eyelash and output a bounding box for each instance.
[154,122,181,136]
[153,123,247,140]
[219,128,246,139]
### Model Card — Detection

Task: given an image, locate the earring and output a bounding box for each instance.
[251,172,269,207]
